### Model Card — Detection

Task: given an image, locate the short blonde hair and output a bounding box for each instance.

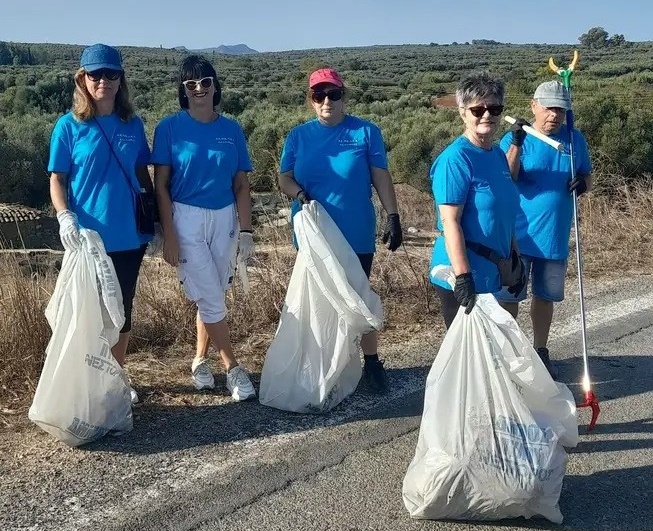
[72,68,135,122]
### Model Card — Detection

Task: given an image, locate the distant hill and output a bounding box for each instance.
[195,44,259,55]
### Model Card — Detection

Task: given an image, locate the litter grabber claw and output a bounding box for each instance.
[578,389,600,431]
[549,50,601,431]
[548,50,579,89]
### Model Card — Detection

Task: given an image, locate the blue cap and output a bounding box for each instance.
[80,44,123,72]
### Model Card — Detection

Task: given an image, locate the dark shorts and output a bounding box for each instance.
[357,253,374,279]
[107,245,146,333]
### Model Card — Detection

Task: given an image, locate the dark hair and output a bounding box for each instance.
[177,55,222,109]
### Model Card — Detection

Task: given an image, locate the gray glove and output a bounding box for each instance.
[238,230,254,262]
[56,209,82,251]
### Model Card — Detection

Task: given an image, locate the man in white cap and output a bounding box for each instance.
[495,80,593,380]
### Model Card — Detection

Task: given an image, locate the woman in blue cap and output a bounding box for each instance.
[48,43,152,404]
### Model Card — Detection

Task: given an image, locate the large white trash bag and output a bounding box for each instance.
[259,202,383,413]
[402,266,578,524]
[29,229,132,446]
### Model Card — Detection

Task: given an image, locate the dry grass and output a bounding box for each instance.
[2,182,652,429]
[574,180,653,278]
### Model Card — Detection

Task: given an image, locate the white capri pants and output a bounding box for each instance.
[173,201,238,323]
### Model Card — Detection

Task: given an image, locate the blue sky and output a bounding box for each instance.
[2,0,649,52]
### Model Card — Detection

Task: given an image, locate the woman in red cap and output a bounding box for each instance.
[278,67,403,394]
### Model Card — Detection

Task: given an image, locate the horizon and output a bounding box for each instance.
[2,0,650,53]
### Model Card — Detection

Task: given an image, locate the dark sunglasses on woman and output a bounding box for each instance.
[311,89,343,104]
[466,105,504,118]
[182,77,214,91]
[86,69,122,82]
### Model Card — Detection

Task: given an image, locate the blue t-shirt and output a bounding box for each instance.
[48,112,152,253]
[151,112,253,210]
[500,128,592,260]
[430,136,519,293]
[280,115,388,254]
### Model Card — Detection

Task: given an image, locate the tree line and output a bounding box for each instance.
[1,29,652,208]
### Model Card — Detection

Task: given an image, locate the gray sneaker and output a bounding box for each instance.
[226,365,256,401]
[191,358,216,390]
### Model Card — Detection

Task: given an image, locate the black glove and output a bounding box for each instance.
[454,272,476,314]
[507,251,527,296]
[296,189,311,205]
[568,175,588,196]
[382,213,403,252]
[510,118,529,147]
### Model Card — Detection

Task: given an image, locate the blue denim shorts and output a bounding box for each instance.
[495,255,568,303]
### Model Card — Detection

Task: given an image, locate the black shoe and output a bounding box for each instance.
[362,359,389,394]
[536,347,559,380]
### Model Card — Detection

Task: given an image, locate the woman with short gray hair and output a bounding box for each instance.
[429,71,523,328]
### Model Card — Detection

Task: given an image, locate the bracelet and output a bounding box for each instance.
[240,229,253,234]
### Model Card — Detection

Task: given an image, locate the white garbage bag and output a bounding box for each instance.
[402,266,578,524]
[29,229,132,446]
[259,202,383,413]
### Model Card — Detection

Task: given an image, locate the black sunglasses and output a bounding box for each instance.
[466,105,504,118]
[86,69,122,82]
[311,89,343,104]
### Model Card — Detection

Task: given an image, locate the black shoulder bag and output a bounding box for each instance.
[94,118,157,235]
[466,240,522,287]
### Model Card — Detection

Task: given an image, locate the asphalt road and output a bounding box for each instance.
[2,275,652,531]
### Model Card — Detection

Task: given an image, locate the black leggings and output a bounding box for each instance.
[107,245,147,333]
[434,284,461,330]
[357,253,374,279]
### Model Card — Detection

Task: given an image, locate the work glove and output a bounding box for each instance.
[454,272,476,314]
[296,189,311,205]
[382,213,403,252]
[568,175,588,196]
[507,250,527,296]
[238,230,255,262]
[510,118,530,147]
[145,223,163,257]
[56,209,82,251]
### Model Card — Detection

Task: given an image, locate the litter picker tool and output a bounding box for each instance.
[504,116,565,152]
[549,50,600,431]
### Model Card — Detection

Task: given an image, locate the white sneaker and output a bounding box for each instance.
[226,365,256,401]
[130,386,139,405]
[191,358,216,390]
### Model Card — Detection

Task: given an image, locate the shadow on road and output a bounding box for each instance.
[560,464,653,531]
[87,352,653,456]
[86,365,429,455]
[554,354,653,398]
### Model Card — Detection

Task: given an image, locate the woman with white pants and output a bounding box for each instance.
[152,55,255,401]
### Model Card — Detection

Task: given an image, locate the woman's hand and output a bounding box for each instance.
[163,233,180,267]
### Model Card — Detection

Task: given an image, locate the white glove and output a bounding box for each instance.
[237,231,254,262]
[145,223,164,257]
[56,209,81,251]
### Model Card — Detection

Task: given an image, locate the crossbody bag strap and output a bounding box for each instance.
[465,240,504,265]
[94,117,141,195]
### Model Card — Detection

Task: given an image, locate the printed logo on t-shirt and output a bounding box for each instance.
[116,133,137,143]
[339,138,364,147]
[215,137,236,145]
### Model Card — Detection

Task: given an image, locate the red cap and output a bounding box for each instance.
[309,68,343,89]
